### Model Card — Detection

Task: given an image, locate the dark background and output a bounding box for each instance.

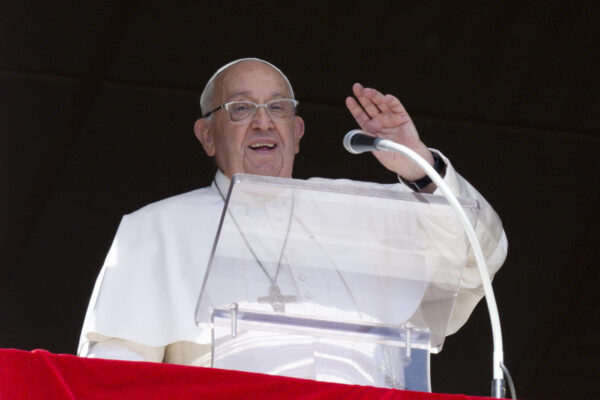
[1,2,599,398]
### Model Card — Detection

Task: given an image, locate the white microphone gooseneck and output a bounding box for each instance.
[344,130,506,398]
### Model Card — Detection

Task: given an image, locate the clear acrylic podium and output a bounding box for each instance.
[195,174,479,391]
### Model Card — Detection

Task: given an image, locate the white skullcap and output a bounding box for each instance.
[200,58,295,115]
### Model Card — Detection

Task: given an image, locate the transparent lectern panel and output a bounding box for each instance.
[211,307,431,391]
[195,174,479,389]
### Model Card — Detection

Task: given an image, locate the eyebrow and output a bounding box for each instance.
[226,91,288,102]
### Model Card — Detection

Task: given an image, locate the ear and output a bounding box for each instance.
[194,118,215,157]
[293,116,305,154]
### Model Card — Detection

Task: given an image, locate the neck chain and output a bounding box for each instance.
[215,182,297,312]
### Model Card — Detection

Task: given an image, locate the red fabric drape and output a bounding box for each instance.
[0,349,492,400]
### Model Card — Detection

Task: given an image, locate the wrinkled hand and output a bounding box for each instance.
[345,83,434,181]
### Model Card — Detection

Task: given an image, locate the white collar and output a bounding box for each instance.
[213,170,231,197]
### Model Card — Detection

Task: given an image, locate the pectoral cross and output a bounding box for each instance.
[258,284,297,312]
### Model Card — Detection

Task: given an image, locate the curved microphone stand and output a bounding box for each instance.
[344,131,507,398]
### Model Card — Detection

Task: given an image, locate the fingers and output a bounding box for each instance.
[352,83,388,116]
[345,96,371,129]
[350,83,406,115]
[384,94,407,114]
[346,83,411,130]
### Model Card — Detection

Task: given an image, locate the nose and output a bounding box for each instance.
[250,105,274,131]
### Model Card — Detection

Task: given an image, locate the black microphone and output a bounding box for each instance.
[343,130,381,154]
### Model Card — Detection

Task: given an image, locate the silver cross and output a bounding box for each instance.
[258,284,297,312]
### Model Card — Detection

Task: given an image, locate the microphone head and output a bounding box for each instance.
[343,130,378,154]
[343,129,365,154]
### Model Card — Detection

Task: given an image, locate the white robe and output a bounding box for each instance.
[79,151,507,372]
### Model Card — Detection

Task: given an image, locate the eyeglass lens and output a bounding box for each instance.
[226,100,296,121]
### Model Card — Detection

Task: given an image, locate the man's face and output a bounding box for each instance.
[195,61,304,179]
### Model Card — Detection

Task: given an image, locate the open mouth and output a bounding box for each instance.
[248,142,277,151]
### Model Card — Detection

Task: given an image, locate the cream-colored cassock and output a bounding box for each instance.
[79,150,507,375]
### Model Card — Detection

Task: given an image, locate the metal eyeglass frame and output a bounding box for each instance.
[202,99,299,122]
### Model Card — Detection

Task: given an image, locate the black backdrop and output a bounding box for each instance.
[1,2,599,398]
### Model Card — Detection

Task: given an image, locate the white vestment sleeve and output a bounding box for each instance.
[408,150,508,335]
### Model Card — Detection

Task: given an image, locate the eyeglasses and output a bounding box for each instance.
[203,99,299,122]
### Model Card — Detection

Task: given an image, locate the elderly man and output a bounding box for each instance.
[79,58,507,371]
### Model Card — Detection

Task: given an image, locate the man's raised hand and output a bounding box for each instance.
[345,83,434,181]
